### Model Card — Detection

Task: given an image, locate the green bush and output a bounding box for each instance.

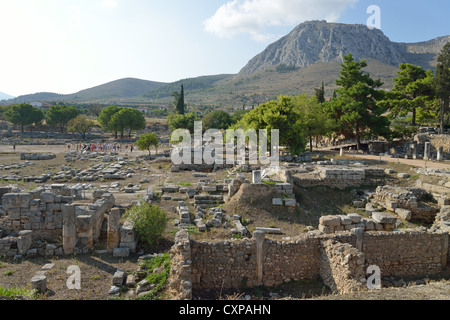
[123,202,168,249]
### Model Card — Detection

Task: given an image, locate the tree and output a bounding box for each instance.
[240,95,306,155]
[384,63,435,126]
[314,82,326,103]
[123,202,168,249]
[67,115,95,139]
[46,105,79,133]
[135,132,159,155]
[98,106,122,139]
[294,94,334,152]
[4,103,44,132]
[167,112,199,134]
[202,110,233,131]
[435,43,450,133]
[109,107,146,139]
[172,85,185,115]
[324,54,389,150]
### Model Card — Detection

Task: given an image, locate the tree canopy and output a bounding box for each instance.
[382,63,435,126]
[202,110,233,131]
[324,54,389,150]
[435,42,450,133]
[67,115,96,139]
[135,132,159,155]
[4,103,44,132]
[167,112,199,134]
[109,107,146,139]
[237,95,306,155]
[98,106,122,138]
[46,105,79,133]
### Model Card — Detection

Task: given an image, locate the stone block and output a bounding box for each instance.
[120,241,136,253]
[76,215,92,232]
[40,192,56,203]
[112,269,126,286]
[272,198,283,206]
[372,212,397,224]
[113,247,130,258]
[338,215,352,225]
[347,213,362,224]
[319,225,335,234]
[319,215,341,227]
[31,275,47,292]
[395,208,412,221]
[284,199,296,207]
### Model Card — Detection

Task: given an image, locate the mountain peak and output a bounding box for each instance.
[239,21,448,76]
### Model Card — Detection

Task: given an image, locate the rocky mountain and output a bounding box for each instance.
[239,20,449,76]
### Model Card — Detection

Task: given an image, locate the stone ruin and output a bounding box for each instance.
[0,184,136,259]
[169,226,449,299]
[368,133,449,161]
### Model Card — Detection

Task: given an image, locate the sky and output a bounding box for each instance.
[0,0,449,97]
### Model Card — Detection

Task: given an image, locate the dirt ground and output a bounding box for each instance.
[0,143,449,300]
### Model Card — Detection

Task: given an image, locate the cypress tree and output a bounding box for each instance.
[176,85,185,115]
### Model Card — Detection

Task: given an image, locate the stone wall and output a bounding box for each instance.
[362,230,448,277]
[292,166,385,190]
[319,239,366,294]
[170,228,448,298]
[431,134,450,154]
[168,229,193,300]
[0,186,123,257]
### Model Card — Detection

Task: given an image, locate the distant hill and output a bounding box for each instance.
[66,77,166,101]
[4,78,167,105]
[0,92,15,101]
[142,74,233,99]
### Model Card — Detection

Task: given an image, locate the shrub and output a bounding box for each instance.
[123,202,168,249]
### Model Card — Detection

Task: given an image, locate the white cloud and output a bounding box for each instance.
[204,0,359,42]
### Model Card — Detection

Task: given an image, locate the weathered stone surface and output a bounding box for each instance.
[319,215,341,227]
[395,208,412,221]
[372,212,397,224]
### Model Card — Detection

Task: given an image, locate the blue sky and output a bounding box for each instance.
[0,0,448,97]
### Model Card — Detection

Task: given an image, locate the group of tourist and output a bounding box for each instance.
[67,143,136,153]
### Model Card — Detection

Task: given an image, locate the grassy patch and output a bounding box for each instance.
[0,286,34,300]
[136,253,171,300]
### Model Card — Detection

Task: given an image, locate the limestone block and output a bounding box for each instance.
[362,218,375,230]
[40,192,56,203]
[120,221,135,243]
[120,241,136,253]
[372,212,397,224]
[338,215,352,225]
[112,269,126,286]
[347,214,362,224]
[31,275,47,292]
[17,230,32,254]
[272,198,283,206]
[113,247,130,258]
[284,199,296,207]
[395,208,412,221]
[76,215,92,232]
[319,215,341,227]
[319,225,335,234]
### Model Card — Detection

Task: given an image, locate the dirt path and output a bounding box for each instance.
[344,153,450,170]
